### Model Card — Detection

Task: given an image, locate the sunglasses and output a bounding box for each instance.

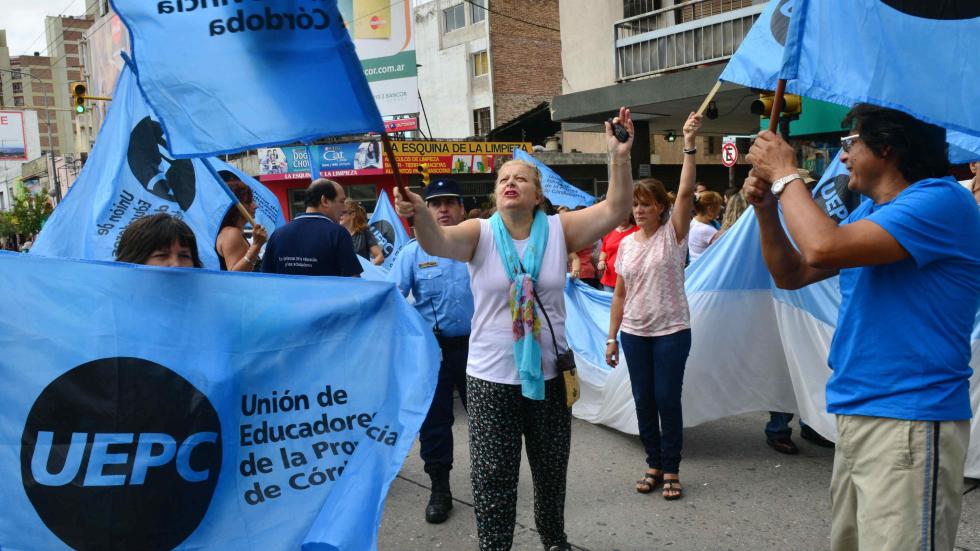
[840,134,861,153]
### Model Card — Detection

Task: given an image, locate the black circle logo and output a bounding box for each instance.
[878,1,980,20]
[770,0,794,46]
[21,357,222,550]
[370,220,396,256]
[127,117,197,211]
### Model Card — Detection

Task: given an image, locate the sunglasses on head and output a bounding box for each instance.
[840,134,861,153]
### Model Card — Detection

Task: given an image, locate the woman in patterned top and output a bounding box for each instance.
[605,112,702,500]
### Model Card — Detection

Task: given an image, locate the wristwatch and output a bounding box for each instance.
[771,173,803,198]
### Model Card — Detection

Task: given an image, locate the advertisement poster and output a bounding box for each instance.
[0,111,27,161]
[338,0,419,117]
[258,143,385,181]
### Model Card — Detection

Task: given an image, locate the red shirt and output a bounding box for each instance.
[576,247,595,279]
[599,225,639,287]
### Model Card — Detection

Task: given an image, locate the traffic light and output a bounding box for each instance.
[70,82,87,114]
[750,93,802,117]
[417,163,430,186]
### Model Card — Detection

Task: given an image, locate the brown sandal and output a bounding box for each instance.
[635,471,661,494]
[662,478,682,500]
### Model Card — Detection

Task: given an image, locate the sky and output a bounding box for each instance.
[2,0,90,57]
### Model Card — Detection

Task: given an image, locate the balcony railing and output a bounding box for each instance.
[615,0,766,81]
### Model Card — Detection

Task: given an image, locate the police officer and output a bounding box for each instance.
[388,178,473,524]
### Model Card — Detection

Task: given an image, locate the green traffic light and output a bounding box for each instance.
[75,104,85,114]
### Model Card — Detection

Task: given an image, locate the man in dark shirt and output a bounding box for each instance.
[261,179,362,277]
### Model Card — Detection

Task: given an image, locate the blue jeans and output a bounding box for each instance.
[620,329,691,474]
[765,412,812,441]
[766,411,795,440]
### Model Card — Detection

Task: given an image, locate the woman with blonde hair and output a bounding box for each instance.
[340,199,384,265]
[687,190,722,263]
[710,189,749,244]
[606,112,702,501]
[394,108,636,551]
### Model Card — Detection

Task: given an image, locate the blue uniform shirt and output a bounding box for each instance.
[388,240,473,337]
[827,178,980,421]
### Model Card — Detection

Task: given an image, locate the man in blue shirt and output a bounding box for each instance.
[389,179,473,524]
[261,179,362,277]
[744,104,980,551]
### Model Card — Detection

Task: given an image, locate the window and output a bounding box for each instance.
[472,51,489,77]
[470,0,487,23]
[14,97,24,107]
[12,82,22,94]
[473,107,491,136]
[443,3,465,33]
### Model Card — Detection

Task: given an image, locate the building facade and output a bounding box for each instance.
[415,0,562,141]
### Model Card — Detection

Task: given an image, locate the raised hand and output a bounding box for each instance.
[393,186,425,219]
[682,112,702,146]
[606,106,634,163]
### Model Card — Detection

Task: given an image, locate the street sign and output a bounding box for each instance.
[721,142,739,167]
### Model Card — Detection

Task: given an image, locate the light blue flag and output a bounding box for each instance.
[367,191,410,272]
[949,130,980,164]
[809,151,859,224]
[718,0,793,92]
[779,0,980,137]
[513,148,595,209]
[720,0,980,162]
[30,64,285,270]
[0,251,438,551]
[210,159,287,234]
[111,0,384,157]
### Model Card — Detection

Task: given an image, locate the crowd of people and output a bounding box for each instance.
[98,103,980,551]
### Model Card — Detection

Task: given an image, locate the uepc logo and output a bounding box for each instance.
[20,357,222,550]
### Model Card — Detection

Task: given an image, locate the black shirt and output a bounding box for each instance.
[260,213,362,277]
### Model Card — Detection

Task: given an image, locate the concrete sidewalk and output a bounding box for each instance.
[380,403,980,551]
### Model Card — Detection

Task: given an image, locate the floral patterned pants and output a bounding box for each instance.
[467,375,571,551]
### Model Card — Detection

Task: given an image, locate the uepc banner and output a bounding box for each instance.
[367,191,410,272]
[0,253,439,550]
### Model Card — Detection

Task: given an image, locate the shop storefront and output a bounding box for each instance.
[257,140,531,219]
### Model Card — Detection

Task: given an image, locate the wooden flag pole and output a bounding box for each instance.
[696,80,723,116]
[767,79,787,133]
[235,202,258,227]
[380,132,413,226]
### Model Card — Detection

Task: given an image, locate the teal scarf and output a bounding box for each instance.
[490,211,549,400]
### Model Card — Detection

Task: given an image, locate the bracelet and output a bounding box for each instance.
[243,255,256,265]
[608,155,631,166]
[606,338,617,345]
[683,147,697,155]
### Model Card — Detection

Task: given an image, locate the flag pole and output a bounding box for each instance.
[380,132,413,225]
[767,79,787,133]
[201,158,258,227]
[696,80,723,116]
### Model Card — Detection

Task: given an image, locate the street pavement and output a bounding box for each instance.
[381,399,980,551]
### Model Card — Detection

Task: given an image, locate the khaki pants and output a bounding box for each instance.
[831,414,969,551]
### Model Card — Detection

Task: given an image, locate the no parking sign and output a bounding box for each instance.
[721,142,739,167]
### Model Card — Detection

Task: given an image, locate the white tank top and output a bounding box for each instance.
[467,215,568,384]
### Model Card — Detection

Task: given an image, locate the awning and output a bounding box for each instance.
[551,65,761,136]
